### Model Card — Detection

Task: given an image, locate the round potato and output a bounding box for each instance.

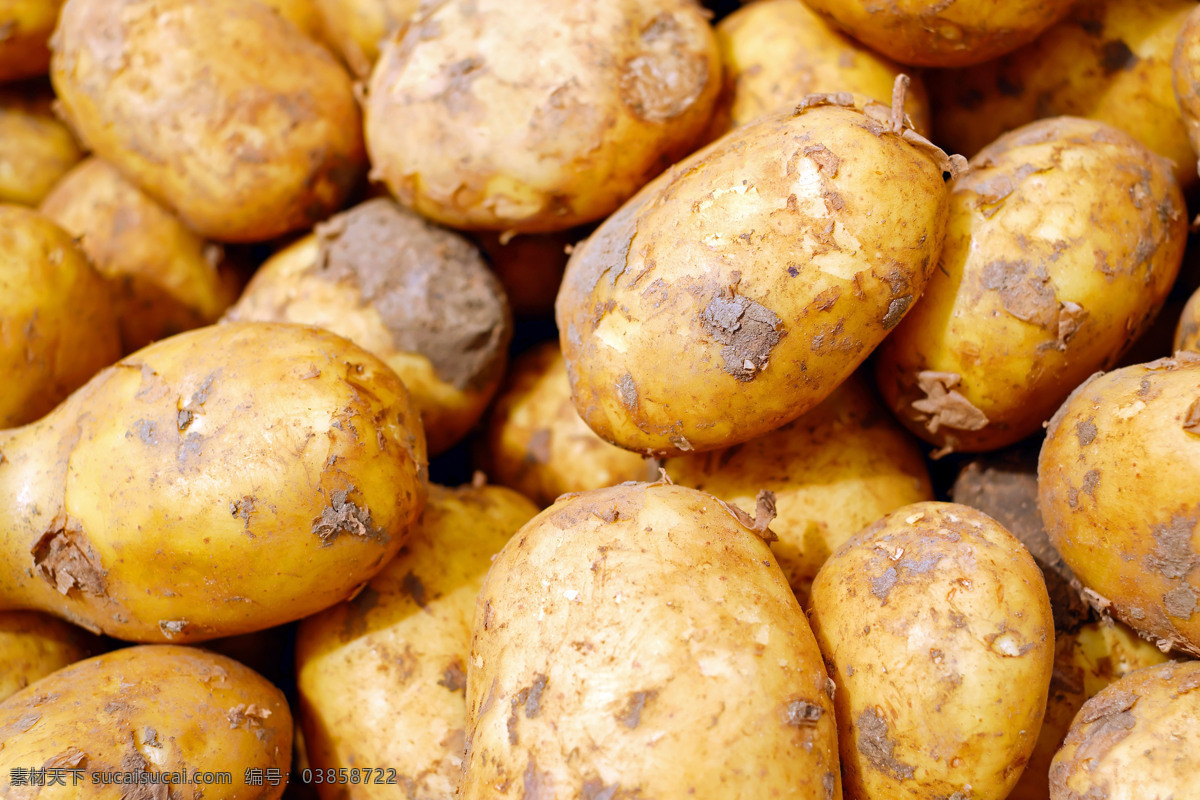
[0,1,64,83]
[0,322,427,642]
[481,342,656,507]
[0,84,83,206]
[665,372,933,604]
[51,0,365,242]
[297,482,539,800]
[365,0,721,233]
[313,0,419,77]
[0,645,291,799]
[877,117,1186,454]
[557,90,955,457]
[0,204,121,428]
[809,501,1054,800]
[1039,353,1200,656]
[463,482,841,799]
[0,610,98,702]
[1178,287,1200,352]
[224,198,512,455]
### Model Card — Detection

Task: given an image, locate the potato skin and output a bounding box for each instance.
[297,483,538,800]
[877,118,1185,453]
[463,483,842,799]
[557,97,950,457]
[665,372,933,604]
[809,502,1054,800]
[1178,287,1200,352]
[0,645,291,799]
[312,0,419,77]
[365,0,721,233]
[51,0,365,242]
[0,322,428,642]
[1039,354,1200,656]
[0,204,121,428]
[471,230,572,318]
[0,610,98,702]
[0,1,64,82]
[0,85,83,206]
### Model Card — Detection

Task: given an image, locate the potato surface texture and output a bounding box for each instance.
[557,95,951,457]
[0,645,291,799]
[1179,286,1200,351]
[462,483,841,799]
[365,0,720,233]
[0,86,82,206]
[50,0,365,242]
[297,483,538,800]
[0,1,64,82]
[876,117,1186,453]
[1174,5,1200,177]
[809,501,1054,800]
[313,0,419,77]
[1039,354,1200,655]
[0,610,97,702]
[0,322,427,642]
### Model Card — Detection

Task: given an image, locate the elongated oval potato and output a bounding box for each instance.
[313,0,420,77]
[0,645,291,798]
[1039,354,1200,655]
[1050,660,1200,800]
[0,322,427,642]
[665,372,932,604]
[809,501,1054,800]
[931,0,1197,189]
[0,205,121,428]
[366,0,721,233]
[463,483,842,799]
[482,343,656,507]
[297,482,538,800]
[0,610,98,702]
[51,0,365,242]
[876,118,1186,454]
[0,85,83,206]
[41,157,241,353]
[0,1,64,82]
[1179,287,1200,351]
[557,93,953,457]
[224,198,512,456]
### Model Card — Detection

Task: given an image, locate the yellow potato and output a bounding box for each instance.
[51,0,365,242]
[809,502,1054,800]
[0,322,427,642]
[312,0,420,77]
[0,1,64,83]
[0,204,121,428]
[1178,286,1200,351]
[464,482,841,799]
[258,0,327,42]
[0,84,83,206]
[0,645,292,799]
[481,343,656,507]
[365,0,721,233]
[665,372,932,604]
[297,482,539,800]
[0,610,98,702]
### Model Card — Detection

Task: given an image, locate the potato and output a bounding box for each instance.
[1173,5,1200,173]
[365,0,721,233]
[876,117,1186,454]
[799,0,1073,67]
[471,230,573,318]
[0,204,121,428]
[41,157,241,353]
[0,645,291,799]
[313,0,419,77]
[665,372,932,604]
[462,482,841,799]
[0,610,98,702]
[481,343,656,507]
[930,0,1197,189]
[557,90,955,457]
[297,482,539,800]
[810,502,1054,800]
[1178,287,1200,352]
[224,198,512,455]
[707,0,930,140]
[1039,353,1200,656]
[0,1,64,83]
[0,322,427,642]
[1050,660,1200,800]
[258,0,326,42]
[51,0,365,243]
[0,84,83,206]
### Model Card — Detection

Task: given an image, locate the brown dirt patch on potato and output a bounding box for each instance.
[32,516,107,597]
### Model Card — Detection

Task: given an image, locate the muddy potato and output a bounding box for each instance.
[1039,354,1200,656]
[366,0,720,233]
[558,91,954,457]
[876,118,1186,454]
[0,645,291,798]
[0,610,98,702]
[0,205,121,428]
[462,482,841,799]
[224,199,511,455]
[51,0,365,243]
[665,372,932,604]
[809,502,1054,800]
[931,0,1197,189]
[481,343,656,507]
[0,322,427,642]
[1178,287,1200,351]
[0,1,64,83]
[0,85,83,206]
[297,482,538,800]
[313,0,419,77]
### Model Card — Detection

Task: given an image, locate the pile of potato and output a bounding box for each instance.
[3,0,1200,798]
